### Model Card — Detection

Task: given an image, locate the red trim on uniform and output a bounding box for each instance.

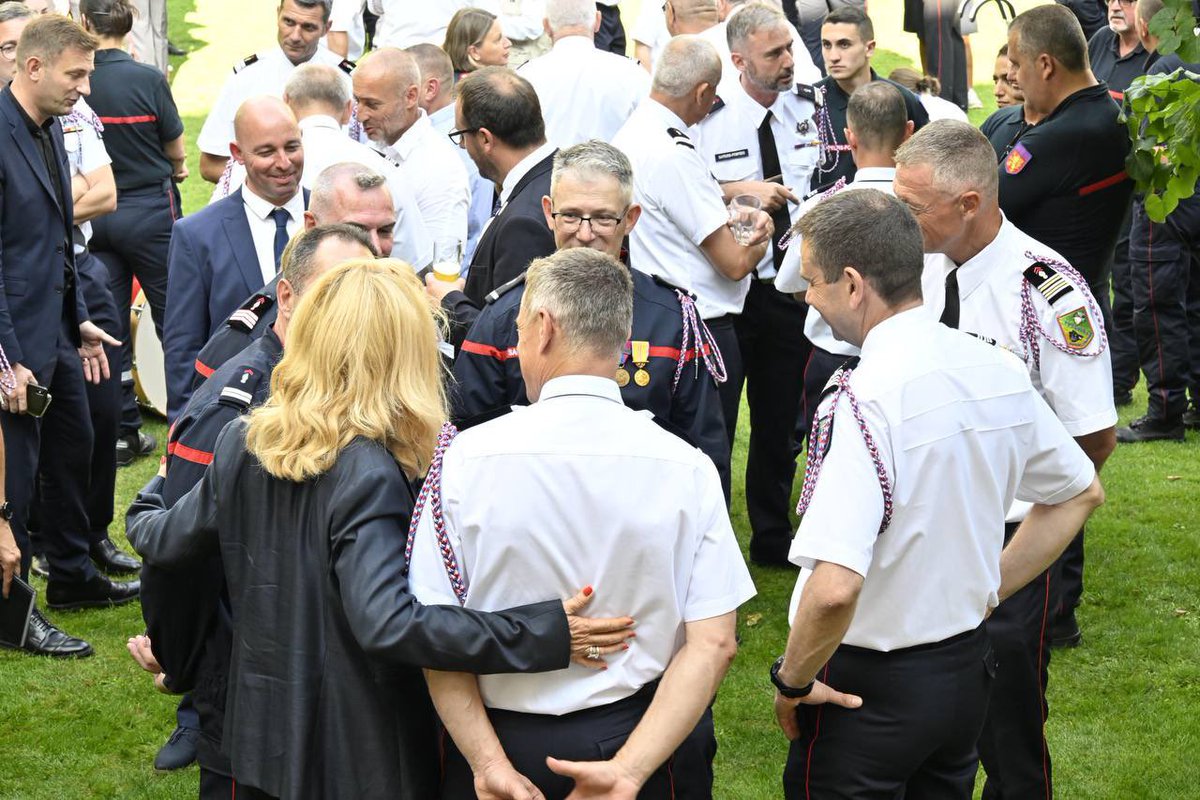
[459,339,519,361]
[805,663,831,799]
[1037,571,1052,799]
[195,358,215,378]
[667,754,676,798]
[97,114,157,124]
[1108,89,1125,102]
[1078,170,1128,196]
[172,442,214,466]
[648,345,681,360]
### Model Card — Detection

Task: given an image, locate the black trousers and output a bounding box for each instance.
[708,314,743,504]
[916,0,968,110]
[594,3,626,55]
[1,318,96,582]
[1054,526,1085,623]
[90,182,180,435]
[784,626,994,800]
[199,768,236,800]
[1109,205,1141,395]
[978,524,1054,800]
[440,688,716,799]
[82,339,121,545]
[1129,192,1200,421]
[732,281,812,561]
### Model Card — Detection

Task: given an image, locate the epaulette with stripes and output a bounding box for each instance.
[338,58,356,75]
[217,366,264,411]
[667,126,694,150]
[484,273,526,305]
[1023,261,1073,305]
[706,96,725,117]
[233,53,258,73]
[227,291,275,333]
[794,83,817,103]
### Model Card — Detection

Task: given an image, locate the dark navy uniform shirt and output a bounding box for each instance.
[87,48,184,191]
[983,84,1132,287]
[1087,27,1156,100]
[192,278,280,389]
[452,267,729,478]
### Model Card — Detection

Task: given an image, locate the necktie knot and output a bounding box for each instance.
[270,207,290,229]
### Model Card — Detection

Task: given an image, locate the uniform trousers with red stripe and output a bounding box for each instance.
[784,625,993,800]
[914,0,968,110]
[440,684,716,800]
[1128,191,1200,422]
[978,523,1055,800]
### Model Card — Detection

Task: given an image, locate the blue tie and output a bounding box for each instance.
[270,208,290,269]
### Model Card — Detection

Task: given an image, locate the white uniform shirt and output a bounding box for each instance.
[429,103,492,273]
[613,100,743,319]
[60,98,112,248]
[479,0,547,43]
[776,169,899,354]
[695,79,819,280]
[366,0,469,48]
[499,141,556,208]
[631,3,669,66]
[241,186,305,285]
[325,0,366,61]
[788,310,1096,651]
[518,36,649,148]
[371,109,470,256]
[698,11,821,101]
[197,46,351,159]
[409,375,756,715]
[918,92,969,122]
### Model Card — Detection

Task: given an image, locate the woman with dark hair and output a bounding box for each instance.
[79,0,186,466]
[443,6,510,76]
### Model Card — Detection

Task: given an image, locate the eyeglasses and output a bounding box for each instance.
[447,127,480,145]
[0,42,17,61]
[551,209,628,234]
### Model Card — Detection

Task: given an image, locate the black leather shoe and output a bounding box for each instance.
[1113,388,1133,407]
[30,553,49,579]
[167,40,188,56]
[1049,612,1082,649]
[1183,408,1200,430]
[116,430,158,467]
[12,607,94,658]
[90,537,142,576]
[154,725,199,771]
[1116,414,1185,443]
[46,574,140,610]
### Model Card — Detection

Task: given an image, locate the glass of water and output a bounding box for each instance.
[729,194,762,246]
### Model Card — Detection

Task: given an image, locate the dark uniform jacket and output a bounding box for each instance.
[192,278,279,388]
[127,419,571,800]
[453,268,729,478]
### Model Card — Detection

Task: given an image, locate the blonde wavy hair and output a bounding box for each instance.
[245,259,447,482]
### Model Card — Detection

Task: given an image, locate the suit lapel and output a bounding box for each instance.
[506,152,555,204]
[222,189,266,292]
[3,97,60,210]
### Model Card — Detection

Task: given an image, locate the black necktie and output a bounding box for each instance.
[491,189,501,217]
[269,207,290,269]
[757,111,791,272]
[941,267,960,329]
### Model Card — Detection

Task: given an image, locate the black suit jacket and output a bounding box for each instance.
[444,150,557,345]
[0,87,89,374]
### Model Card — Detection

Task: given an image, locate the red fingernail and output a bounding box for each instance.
[622,644,629,650]
[582,585,593,596]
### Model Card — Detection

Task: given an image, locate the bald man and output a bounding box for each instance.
[163,96,309,419]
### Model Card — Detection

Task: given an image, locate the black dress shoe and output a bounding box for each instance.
[1113,388,1133,407]
[1116,414,1185,443]
[167,40,188,56]
[1048,611,1082,649]
[46,574,140,610]
[90,537,142,576]
[12,608,94,658]
[154,725,200,771]
[116,430,158,468]
[1183,408,1200,430]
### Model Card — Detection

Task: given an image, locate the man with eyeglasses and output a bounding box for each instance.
[425,66,557,345]
[0,2,31,85]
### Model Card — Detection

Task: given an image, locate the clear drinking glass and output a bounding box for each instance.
[729,194,762,246]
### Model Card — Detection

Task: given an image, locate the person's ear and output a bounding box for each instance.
[276,278,296,320]
[864,38,876,59]
[542,194,554,228]
[303,210,316,229]
[960,190,981,217]
[624,203,643,233]
[230,141,247,166]
[536,308,556,354]
[846,127,858,153]
[844,266,866,308]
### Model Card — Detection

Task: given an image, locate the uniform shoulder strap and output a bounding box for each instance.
[706,96,726,117]
[233,53,258,73]
[338,58,356,75]
[217,365,266,411]
[484,272,526,305]
[227,290,276,333]
[1022,261,1074,305]
[667,126,695,150]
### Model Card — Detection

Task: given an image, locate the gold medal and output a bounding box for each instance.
[634,369,650,386]
[630,340,650,387]
[616,368,631,387]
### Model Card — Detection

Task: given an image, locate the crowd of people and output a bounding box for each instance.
[0,0,1194,798]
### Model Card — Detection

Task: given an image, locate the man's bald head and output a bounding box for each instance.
[352,47,422,145]
[231,96,304,206]
[233,96,299,147]
[355,46,420,91]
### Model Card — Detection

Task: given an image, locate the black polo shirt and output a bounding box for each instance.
[811,70,930,190]
[1057,0,1107,40]
[9,87,73,287]
[984,84,1133,287]
[1087,27,1157,99]
[86,48,184,191]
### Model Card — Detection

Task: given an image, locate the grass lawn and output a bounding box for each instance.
[1,1,1198,798]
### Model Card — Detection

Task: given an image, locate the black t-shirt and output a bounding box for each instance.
[1087,27,1157,99]
[86,49,185,191]
[1057,0,1107,40]
[983,84,1132,287]
[811,70,930,190]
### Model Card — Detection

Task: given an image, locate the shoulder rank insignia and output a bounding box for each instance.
[1004,142,1033,175]
[484,272,526,305]
[228,291,275,333]
[1023,261,1073,305]
[218,367,260,410]
[233,53,259,73]
[794,83,817,103]
[707,96,725,116]
[1056,307,1095,350]
[667,126,694,150]
[338,58,356,75]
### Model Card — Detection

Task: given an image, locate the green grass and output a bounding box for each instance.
[2,1,1198,797]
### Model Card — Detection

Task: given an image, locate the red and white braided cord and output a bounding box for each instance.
[674,290,727,389]
[404,422,468,606]
[1019,253,1109,371]
[0,343,14,394]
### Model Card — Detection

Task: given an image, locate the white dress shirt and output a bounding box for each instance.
[613,100,743,319]
[366,0,469,48]
[788,310,1096,651]
[498,141,556,209]
[478,0,547,43]
[60,98,111,248]
[324,0,366,61]
[409,374,756,716]
[518,36,650,148]
[241,185,305,285]
[429,103,493,273]
[197,46,351,159]
[775,169,900,355]
[695,78,819,280]
[631,3,669,66]
[372,109,470,256]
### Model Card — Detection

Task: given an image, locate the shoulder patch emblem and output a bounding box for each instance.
[794,83,816,102]
[1056,307,1095,350]
[1004,142,1033,175]
[667,126,694,150]
[233,53,258,73]
[1023,261,1073,305]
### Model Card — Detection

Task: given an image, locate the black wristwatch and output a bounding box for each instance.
[771,656,815,699]
[0,500,12,522]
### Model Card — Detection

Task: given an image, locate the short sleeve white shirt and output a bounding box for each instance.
[60,98,112,246]
[367,0,469,48]
[518,36,650,148]
[613,100,743,318]
[324,0,366,61]
[409,375,756,716]
[788,310,1096,651]
[631,3,669,64]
